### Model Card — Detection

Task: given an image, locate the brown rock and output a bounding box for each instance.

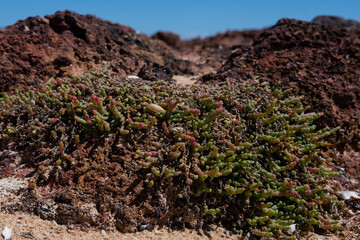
[0,10,176,92]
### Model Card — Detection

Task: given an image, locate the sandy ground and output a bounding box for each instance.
[0,212,237,240]
[173,75,198,85]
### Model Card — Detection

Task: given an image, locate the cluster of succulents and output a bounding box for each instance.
[0,70,343,238]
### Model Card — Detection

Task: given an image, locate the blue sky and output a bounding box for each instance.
[1,0,360,39]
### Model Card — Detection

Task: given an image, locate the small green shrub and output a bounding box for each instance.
[0,71,342,237]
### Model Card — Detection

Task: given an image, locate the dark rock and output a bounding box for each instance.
[138,62,173,82]
[312,16,360,29]
[152,31,181,48]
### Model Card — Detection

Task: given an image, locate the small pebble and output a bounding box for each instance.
[138,224,148,231]
[236,220,242,227]
[337,190,359,200]
[2,227,12,240]
[127,75,140,80]
[287,224,296,234]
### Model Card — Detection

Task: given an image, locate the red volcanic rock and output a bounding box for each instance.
[0,10,175,92]
[152,31,182,48]
[312,16,360,29]
[153,30,260,50]
[0,10,261,91]
[186,30,261,49]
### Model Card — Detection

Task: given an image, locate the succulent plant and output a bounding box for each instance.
[0,70,343,238]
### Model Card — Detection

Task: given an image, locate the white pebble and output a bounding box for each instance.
[337,190,359,200]
[287,224,296,234]
[2,227,12,240]
[139,224,147,230]
[127,75,140,80]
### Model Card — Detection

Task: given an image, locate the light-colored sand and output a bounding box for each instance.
[173,75,198,85]
[0,212,238,240]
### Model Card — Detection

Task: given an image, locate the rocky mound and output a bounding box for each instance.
[200,18,360,155]
[0,10,260,92]
[312,16,360,29]
[0,10,180,92]
[152,30,260,50]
